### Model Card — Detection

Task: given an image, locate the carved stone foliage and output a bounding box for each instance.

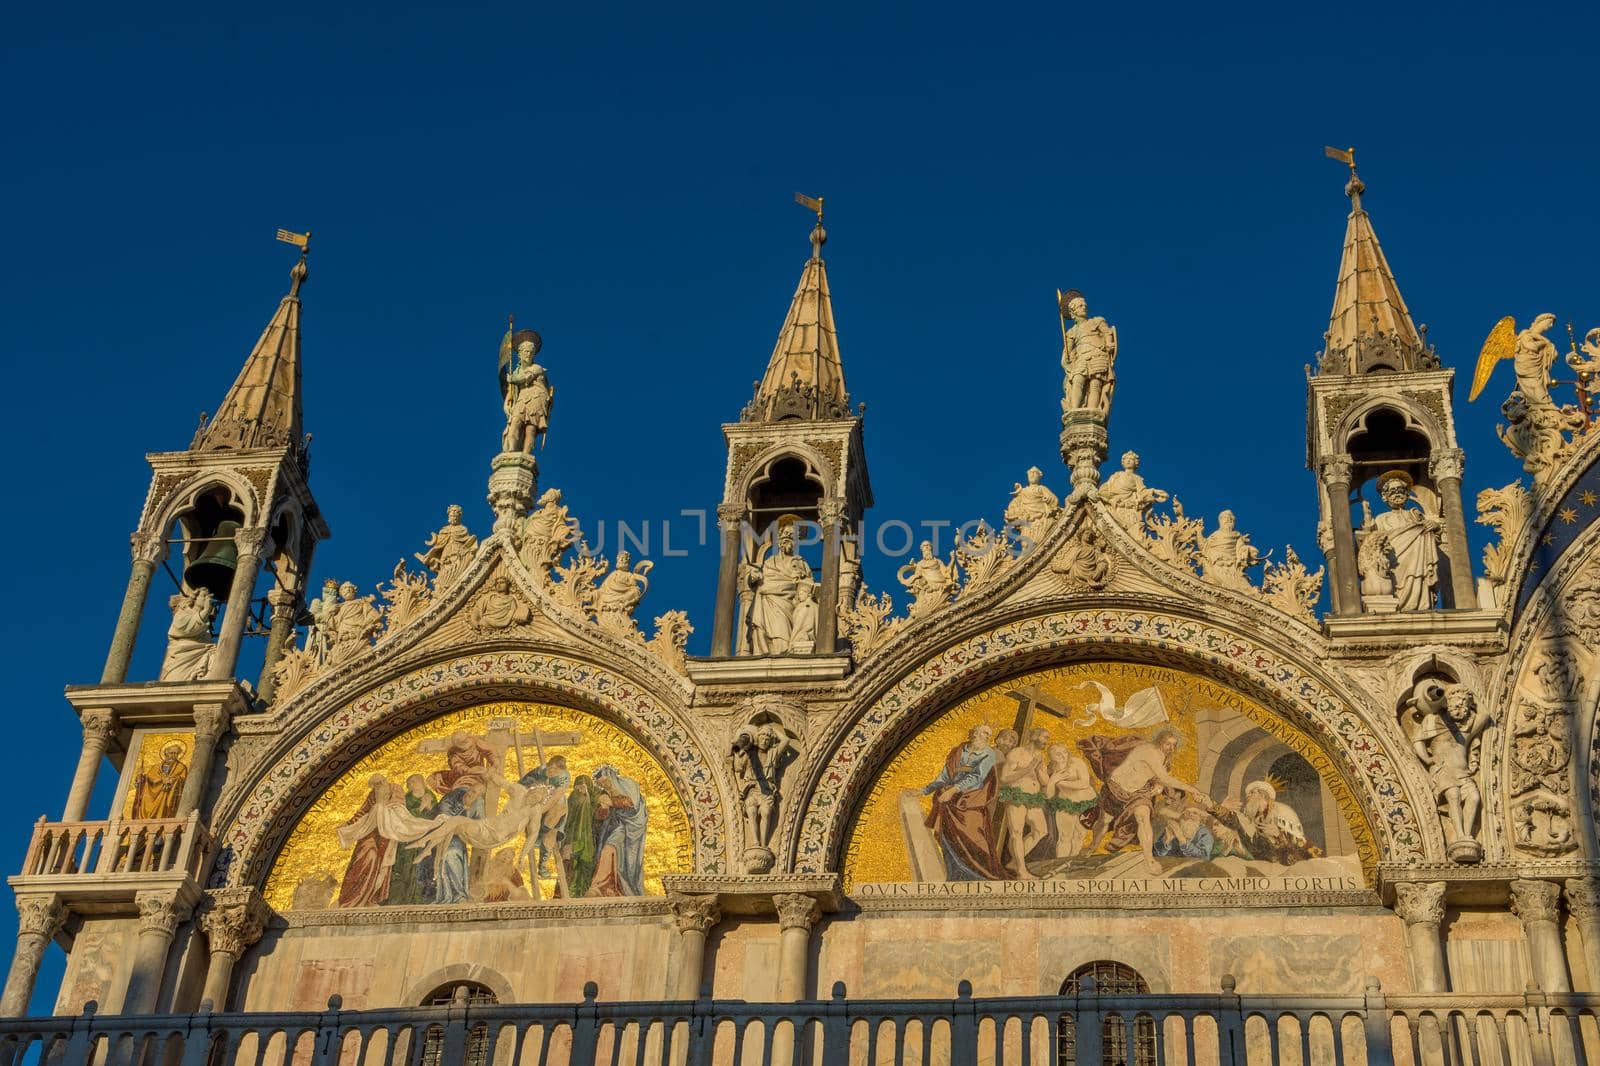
[774,892,821,932]
[199,887,271,957]
[1476,481,1530,606]
[666,892,721,935]
[1507,644,1580,856]
[1508,878,1562,925]
[135,890,192,937]
[1391,881,1446,927]
[1107,459,1323,623]
[646,610,693,675]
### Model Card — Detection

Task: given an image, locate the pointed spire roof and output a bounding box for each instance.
[743,207,853,422]
[195,250,308,452]
[1319,161,1435,375]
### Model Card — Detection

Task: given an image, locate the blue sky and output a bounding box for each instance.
[2,2,1597,1011]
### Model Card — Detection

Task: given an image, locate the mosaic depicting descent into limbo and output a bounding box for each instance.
[845,663,1375,896]
[264,702,691,911]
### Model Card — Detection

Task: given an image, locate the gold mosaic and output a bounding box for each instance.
[264,701,691,910]
[122,731,194,820]
[844,662,1375,893]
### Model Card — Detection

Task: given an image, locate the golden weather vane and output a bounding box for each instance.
[1323,145,1357,174]
[275,228,312,254]
[794,192,824,222]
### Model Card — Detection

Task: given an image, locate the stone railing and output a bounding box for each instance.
[12,812,211,884]
[0,978,1594,1065]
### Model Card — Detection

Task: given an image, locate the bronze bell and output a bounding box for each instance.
[184,520,240,601]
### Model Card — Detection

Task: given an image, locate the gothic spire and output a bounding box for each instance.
[194,235,309,453]
[1319,154,1434,375]
[743,197,853,422]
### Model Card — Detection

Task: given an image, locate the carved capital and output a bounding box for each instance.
[667,892,721,936]
[79,709,116,748]
[1317,454,1355,487]
[1392,881,1446,927]
[1428,448,1466,484]
[14,895,66,940]
[266,586,299,611]
[716,503,745,529]
[232,526,269,560]
[193,704,231,740]
[1565,879,1600,923]
[773,892,820,933]
[130,530,168,566]
[199,887,271,958]
[135,890,192,937]
[818,498,846,528]
[1510,878,1562,925]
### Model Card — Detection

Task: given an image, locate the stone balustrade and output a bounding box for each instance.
[10,813,211,895]
[0,979,1592,1065]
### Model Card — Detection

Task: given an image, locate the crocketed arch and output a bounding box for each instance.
[149,471,262,535]
[784,607,1431,874]
[214,650,728,890]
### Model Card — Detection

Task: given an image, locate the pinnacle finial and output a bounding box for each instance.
[1324,145,1363,208]
[795,192,826,258]
[277,228,311,296]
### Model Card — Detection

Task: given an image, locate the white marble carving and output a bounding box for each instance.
[743,525,818,655]
[1199,510,1262,592]
[415,505,478,589]
[594,550,651,639]
[1100,450,1168,531]
[500,336,553,454]
[159,587,217,681]
[1003,466,1060,547]
[898,541,960,617]
[1401,678,1492,863]
[1356,473,1443,612]
[1058,289,1118,416]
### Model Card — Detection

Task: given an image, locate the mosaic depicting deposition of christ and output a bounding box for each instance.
[264,703,691,911]
[845,664,1375,896]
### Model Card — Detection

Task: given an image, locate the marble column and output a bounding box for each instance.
[176,704,230,818]
[1318,455,1360,615]
[1511,879,1570,993]
[0,896,66,1017]
[1392,881,1448,992]
[1564,879,1600,991]
[774,893,820,1001]
[62,710,116,822]
[102,532,167,684]
[123,890,192,1015]
[197,887,270,1011]
[206,527,267,681]
[1430,449,1477,609]
[256,585,299,702]
[667,893,721,1000]
[711,504,743,657]
[815,499,843,654]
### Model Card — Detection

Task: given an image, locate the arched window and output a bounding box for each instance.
[420,981,497,1066]
[1058,962,1156,1066]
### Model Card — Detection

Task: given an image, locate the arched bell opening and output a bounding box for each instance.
[727,453,834,656]
[174,488,249,604]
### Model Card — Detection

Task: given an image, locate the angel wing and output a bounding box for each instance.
[1468,316,1516,402]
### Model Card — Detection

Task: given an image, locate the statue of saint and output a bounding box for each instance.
[500,335,553,454]
[328,581,383,664]
[1059,289,1118,415]
[1405,682,1492,860]
[595,550,652,636]
[1004,466,1060,545]
[898,540,960,616]
[467,576,531,632]
[1100,450,1168,530]
[1199,510,1261,592]
[745,525,818,655]
[1513,313,1560,409]
[159,587,217,681]
[519,488,579,576]
[731,724,799,856]
[416,505,478,588]
[1357,473,1443,612]
[305,578,340,665]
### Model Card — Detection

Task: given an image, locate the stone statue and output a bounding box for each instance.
[731,723,800,871]
[519,488,579,576]
[467,576,532,633]
[305,577,340,665]
[898,541,960,616]
[1059,289,1118,415]
[327,581,383,664]
[1199,510,1261,592]
[1403,679,1493,863]
[1100,451,1168,530]
[1513,313,1560,408]
[500,336,553,454]
[1003,466,1060,546]
[744,525,818,655]
[1356,473,1443,612]
[159,587,217,681]
[1050,523,1114,591]
[415,505,478,589]
[595,550,652,637]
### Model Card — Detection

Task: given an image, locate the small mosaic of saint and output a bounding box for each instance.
[265,703,691,910]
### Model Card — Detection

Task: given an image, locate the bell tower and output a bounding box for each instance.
[101,231,328,697]
[1306,152,1476,616]
[705,197,872,668]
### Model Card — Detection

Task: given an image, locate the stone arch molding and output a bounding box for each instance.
[213,648,730,892]
[784,605,1435,876]
[145,469,263,534]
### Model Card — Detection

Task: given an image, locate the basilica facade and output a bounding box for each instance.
[5,162,1600,1059]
